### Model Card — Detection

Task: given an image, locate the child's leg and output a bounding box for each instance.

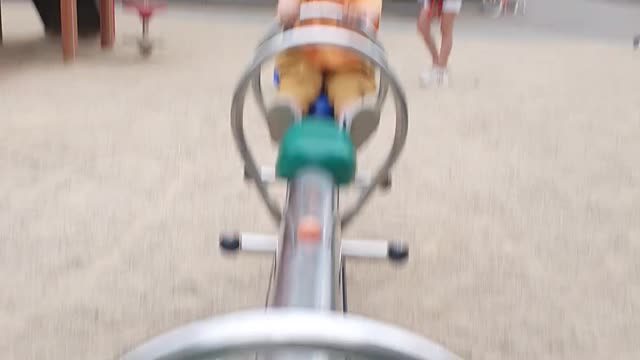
[267,50,323,142]
[326,62,379,148]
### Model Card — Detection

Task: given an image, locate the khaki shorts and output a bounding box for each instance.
[421,0,463,14]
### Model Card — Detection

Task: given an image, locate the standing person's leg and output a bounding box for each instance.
[437,13,455,68]
[418,0,444,87]
[419,0,461,87]
[326,62,380,149]
[266,50,323,142]
[435,0,461,85]
[417,0,439,66]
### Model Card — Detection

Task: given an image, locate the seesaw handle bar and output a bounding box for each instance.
[233,24,408,227]
[253,2,387,128]
[120,309,462,360]
[252,17,389,131]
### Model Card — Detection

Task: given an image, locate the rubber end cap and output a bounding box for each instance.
[220,233,241,251]
[387,241,409,262]
[380,174,392,190]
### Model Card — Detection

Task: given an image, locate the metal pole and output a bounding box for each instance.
[271,168,338,309]
[142,18,149,37]
[269,167,338,360]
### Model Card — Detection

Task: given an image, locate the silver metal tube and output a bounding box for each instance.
[120,309,463,360]
[271,168,338,310]
[239,233,278,252]
[252,69,269,118]
[231,65,283,223]
[376,70,389,111]
[268,168,338,360]
[341,239,389,259]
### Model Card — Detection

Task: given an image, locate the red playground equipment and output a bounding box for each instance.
[122,0,166,57]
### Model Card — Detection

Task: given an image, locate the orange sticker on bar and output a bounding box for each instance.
[297,216,322,243]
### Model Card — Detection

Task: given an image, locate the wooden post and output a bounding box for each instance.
[100,0,115,49]
[61,0,78,62]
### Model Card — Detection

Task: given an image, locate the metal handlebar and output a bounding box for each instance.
[121,309,462,360]
[252,4,387,119]
[233,25,408,227]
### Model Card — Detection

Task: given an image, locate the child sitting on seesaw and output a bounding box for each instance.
[266,0,383,149]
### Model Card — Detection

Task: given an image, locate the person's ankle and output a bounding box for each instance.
[433,65,449,73]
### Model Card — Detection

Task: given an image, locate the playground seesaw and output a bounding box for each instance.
[121,3,462,360]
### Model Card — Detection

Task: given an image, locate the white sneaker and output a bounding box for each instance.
[339,97,380,149]
[265,97,302,142]
[420,67,449,88]
[440,69,450,87]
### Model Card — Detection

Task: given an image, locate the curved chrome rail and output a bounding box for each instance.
[234,24,408,227]
[252,3,387,123]
[121,309,462,360]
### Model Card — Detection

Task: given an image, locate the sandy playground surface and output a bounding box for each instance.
[1,1,640,359]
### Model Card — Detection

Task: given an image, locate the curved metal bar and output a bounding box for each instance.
[232,62,283,222]
[252,21,282,119]
[120,309,462,360]
[252,67,268,118]
[252,14,386,120]
[258,20,284,46]
[233,25,408,226]
[376,68,390,111]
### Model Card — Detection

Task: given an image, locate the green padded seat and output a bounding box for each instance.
[276,117,356,185]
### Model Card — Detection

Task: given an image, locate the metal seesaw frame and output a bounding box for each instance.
[121,5,462,360]
[121,309,461,360]
[238,25,406,228]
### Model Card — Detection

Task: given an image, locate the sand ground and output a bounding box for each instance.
[1,2,640,360]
